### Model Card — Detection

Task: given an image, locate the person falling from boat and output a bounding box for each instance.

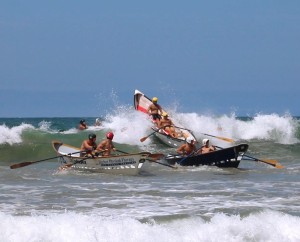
[197,139,216,154]
[96,132,116,157]
[176,136,197,156]
[78,119,88,130]
[80,133,97,157]
[147,97,163,123]
[158,112,178,138]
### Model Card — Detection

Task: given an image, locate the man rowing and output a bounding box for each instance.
[158,112,178,138]
[80,133,97,157]
[176,136,197,156]
[197,139,216,154]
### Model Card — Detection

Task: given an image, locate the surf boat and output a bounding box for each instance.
[134,89,197,148]
[165,143,249,168]
[52,141,151,176]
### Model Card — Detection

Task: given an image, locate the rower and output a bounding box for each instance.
[197,139,216,154]
[147,97,163,122]
[176,136,197,156]
[80,133,97,157]
[158,112,178,138]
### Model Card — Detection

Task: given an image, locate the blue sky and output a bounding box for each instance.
[1,1,299,117]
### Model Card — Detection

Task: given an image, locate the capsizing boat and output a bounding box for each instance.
[134,89,197,148]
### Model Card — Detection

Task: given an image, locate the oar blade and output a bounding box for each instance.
[202,133,234,143]
[140,136,148,142]
[261,159,284,169]
[148,153,165,160]
[59,163,74,169]
[10,162,33,169]
[275,164,284,169]
[245,154,284,169]
[218,137,234,143]
[140,130,158,142]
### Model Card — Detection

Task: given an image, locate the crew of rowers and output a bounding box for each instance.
[80,132,116,157]
[80,131,215,159]
[177,137,216,156]
[147,97,181,138]
[147,96,216,156]
[78,96,217,159]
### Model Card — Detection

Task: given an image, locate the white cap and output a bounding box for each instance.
[202,139,209,145]
[186,136,194,144]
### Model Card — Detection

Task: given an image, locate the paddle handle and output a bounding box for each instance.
[147,158,177,169]
[140,130,157,142]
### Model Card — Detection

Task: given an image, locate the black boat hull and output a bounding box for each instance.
[165,144,249,168]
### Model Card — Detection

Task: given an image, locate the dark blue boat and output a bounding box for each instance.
[165,144,249,168]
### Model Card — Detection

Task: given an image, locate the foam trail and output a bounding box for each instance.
[0,211,299,242]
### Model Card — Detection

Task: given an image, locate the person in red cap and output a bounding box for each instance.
[96,132,116,156]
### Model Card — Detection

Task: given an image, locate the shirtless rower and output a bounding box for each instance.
[147,97,163,122]
[158,112,178,138]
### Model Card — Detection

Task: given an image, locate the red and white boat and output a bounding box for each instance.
[134,89,197,148]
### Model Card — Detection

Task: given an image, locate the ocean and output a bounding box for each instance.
[0,109,300,242]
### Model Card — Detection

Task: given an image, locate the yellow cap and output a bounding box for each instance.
[152,97,158,102]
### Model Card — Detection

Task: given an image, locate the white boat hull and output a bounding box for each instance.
[52,141,149,176]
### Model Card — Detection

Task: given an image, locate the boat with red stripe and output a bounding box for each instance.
[134,89,197,148]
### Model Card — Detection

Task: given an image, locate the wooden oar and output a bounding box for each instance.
[10,150,83,169]
[215,145,284,169]
[146,158,177,169]
[140,124,174,142]
[200,133,234,143]
[173,126,234,143]
[115,148,172,168]
[243,154,284,169]
[115,149,129,154]
[116,149,171,167]
[148,153,165,160]
[60,156,92,169]
[116,149,164,161]
[140,130,160,142]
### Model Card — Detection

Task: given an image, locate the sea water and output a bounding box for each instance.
[0,109,300,241]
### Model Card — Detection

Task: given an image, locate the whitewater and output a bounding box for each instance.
[0,108,300,242]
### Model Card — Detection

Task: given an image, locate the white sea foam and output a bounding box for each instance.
[0,210,299,242]
[97,108,299,146]
[38,120,52,131]
[101,108,154,146]
[0,123,34,145]
[0,112,298,146]
[173,112,299,145]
